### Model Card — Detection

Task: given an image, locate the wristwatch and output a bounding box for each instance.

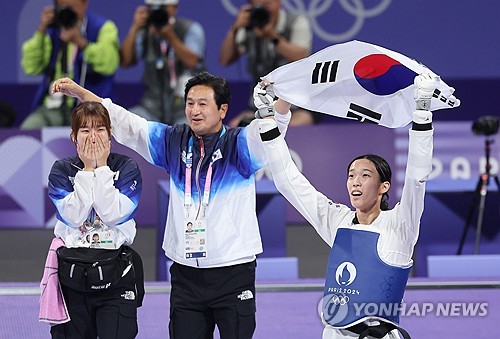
[272,36,281,46]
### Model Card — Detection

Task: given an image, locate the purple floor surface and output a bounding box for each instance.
[1,280,499,338]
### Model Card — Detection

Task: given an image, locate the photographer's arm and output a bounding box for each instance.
[83,21,120,75]
[160,22,204,70]
[21,6,54,75]
[259,15,311,62]
[121,6,147,67]
[37,6,54,35]
[219,4,251,65]
[219,27,241,65]
[271,35,308,62]
[21,32,52,75]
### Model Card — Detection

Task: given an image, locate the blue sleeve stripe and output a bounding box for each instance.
[114,157,143,224]
[237,128,263,176]
[49,185,71,201]
[147,121,169,169]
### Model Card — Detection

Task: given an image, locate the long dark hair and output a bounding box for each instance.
[347,154,392,211]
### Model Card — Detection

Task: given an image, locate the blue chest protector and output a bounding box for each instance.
[322,228,411,328]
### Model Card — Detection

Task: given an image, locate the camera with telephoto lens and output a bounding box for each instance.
[147,6,170,29]
[51,6,78,29]
[247,5,270,29]
[472,116,500,136]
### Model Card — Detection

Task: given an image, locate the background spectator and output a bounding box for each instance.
[120,0,206,124]
[219,0,319,127]
[20,0,119,129]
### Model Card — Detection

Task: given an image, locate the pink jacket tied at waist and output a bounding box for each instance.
[39,237,70,324]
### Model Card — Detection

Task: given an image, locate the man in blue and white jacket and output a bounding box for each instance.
[52,72,291,338]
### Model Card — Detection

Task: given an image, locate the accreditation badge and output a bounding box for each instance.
[77,212,115,249]
[184,219,207,259]
[89,230,115,249]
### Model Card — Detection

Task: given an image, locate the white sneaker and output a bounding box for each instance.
[414,74,437,110]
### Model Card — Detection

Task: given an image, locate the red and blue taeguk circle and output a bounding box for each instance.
[353,54,417,96]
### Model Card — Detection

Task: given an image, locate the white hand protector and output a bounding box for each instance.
[414,74,438,111]
[253,81,276,119]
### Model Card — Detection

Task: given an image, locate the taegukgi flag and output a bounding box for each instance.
[262,40,460,128]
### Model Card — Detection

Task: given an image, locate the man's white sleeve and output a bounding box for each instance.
[101,98,153,162]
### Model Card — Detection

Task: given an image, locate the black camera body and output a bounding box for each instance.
[147,6,170,29]
[472,116,500,136]
[51,6,78,29]
[248,5,270,29]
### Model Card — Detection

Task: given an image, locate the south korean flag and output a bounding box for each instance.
[262,40,460,128]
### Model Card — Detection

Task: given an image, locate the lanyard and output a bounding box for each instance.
[184,127,226,218]
[156,39,176,89]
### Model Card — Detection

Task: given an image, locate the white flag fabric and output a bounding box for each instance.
[262,40,460,128]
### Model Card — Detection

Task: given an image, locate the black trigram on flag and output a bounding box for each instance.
[311,60,339,84]
[432,89,457,107]
[346,103,381,124]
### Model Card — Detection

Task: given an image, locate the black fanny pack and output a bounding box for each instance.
[57,246,132,292]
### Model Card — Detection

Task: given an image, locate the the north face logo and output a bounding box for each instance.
[237,290,254,301]
[121,291,136,300]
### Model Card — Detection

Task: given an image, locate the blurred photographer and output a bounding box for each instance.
[220,0,318,127]
[20,0,119,129]
[120,0,206,124]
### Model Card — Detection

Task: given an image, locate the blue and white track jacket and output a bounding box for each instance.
[102,99,290,268]
[48,153,142,248]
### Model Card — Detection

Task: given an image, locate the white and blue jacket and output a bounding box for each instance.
[48,153,142,248]
[102,99,290,268]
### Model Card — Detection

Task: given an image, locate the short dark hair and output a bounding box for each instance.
[71,101,111,141]
[184,71,231,109]
[347,154,392,211]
